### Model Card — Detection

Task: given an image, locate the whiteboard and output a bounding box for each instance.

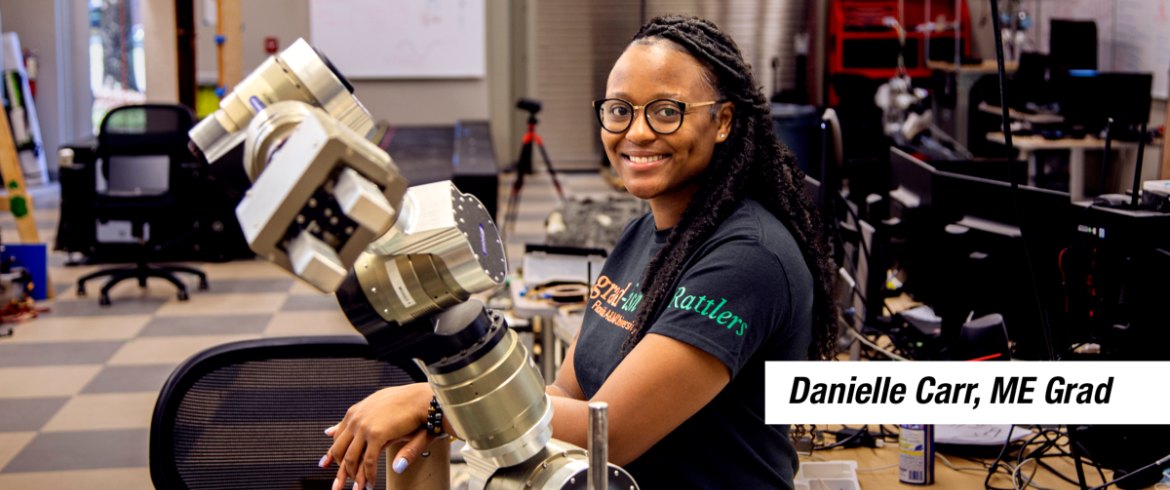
[1114,0,1170,98]
[309,0,485,79]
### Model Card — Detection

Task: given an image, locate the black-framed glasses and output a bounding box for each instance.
[592,98,717,135]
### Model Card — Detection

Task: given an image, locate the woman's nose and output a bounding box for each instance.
[625,111,656,145]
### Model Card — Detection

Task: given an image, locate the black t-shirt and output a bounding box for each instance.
[574,198,814,490]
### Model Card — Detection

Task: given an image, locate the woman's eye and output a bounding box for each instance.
[610,107,630,117]
[656,107,679,117]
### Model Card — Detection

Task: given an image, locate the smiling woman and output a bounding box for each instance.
[320,15,838,490]
[557,14,840,489]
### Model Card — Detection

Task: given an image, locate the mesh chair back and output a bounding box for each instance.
[99,104,195,150]
[150,336,418,490]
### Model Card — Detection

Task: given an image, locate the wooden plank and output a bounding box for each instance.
[0,94,52,299]
[1163,113,1170,179]
[0,99,39,244]
[217,0,243,91]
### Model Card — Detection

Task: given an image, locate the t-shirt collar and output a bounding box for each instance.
[654,226,672,244]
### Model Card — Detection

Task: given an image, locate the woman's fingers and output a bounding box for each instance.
[352,465,369,490]
[332,463,347,490]
[327,425,356,472]
[342,429,368,484]
[360,436,393,487]
[391,430,437,475]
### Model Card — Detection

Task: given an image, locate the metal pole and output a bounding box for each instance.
[540,316,556,384]
[925,0,931,65]
[588,402,609,490]
[954,0,962,67]
[1101,118,1113,196]
[1131,121,1148,208]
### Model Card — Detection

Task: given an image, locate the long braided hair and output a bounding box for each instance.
[619,15,838,361]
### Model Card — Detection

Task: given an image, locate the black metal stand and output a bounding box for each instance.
[77,262,208,306]
[1099,118,1113,196]
[503,105,565,239]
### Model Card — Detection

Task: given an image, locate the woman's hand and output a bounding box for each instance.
[320,382,440,490]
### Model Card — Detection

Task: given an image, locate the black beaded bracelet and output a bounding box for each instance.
[426,395,445,436]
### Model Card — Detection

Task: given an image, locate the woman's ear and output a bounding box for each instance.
[716,102,734,142]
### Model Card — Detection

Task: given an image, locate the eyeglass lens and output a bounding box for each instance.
[598,100,684,133]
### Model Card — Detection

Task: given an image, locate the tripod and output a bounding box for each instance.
[503,98,564,240]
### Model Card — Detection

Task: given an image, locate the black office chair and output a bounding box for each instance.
[150,336,421,490]
[58,104,251,305]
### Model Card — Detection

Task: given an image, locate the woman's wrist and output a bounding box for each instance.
[417,382,459,439]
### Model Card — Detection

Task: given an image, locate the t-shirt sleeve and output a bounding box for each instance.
[646,237,792,378]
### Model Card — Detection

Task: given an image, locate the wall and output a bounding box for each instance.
[143,0,178,103]
[0,0,63,178]
[194,0,492,127]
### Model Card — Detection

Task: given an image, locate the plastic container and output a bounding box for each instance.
[770,103,820,175]
[793,460,860,490]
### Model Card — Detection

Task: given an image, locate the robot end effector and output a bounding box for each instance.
[188,38,504,303]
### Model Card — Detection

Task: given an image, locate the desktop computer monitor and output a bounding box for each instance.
[1049,20,1097,72]
[1058,71,1152,132]
[887,148,1074,359]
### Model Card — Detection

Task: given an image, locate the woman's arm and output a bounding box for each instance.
[549,332,730,465]
[547,333,586,400]
[327,332,728,487]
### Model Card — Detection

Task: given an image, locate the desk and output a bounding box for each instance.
[509,277,561,384]
[812,428,1155,490]
[929,61,1017,149]
[985,133,1161,201]
[810,446,1136,489]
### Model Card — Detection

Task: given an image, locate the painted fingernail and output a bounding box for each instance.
[318,455,330,468]
[365,484,374,490]
[325,426,337,436]
[352,482,359,490]
[393,457,409,474]
[331,478,340,490]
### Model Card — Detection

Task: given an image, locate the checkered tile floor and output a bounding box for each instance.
[0,173,619,489]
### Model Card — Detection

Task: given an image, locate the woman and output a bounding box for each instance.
[322,15,837,490]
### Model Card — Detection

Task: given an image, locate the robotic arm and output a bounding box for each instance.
[189,39,636,490]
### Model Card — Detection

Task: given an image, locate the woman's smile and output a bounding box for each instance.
[621,152,672,171]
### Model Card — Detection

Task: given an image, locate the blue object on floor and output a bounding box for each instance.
[1,243,49,300]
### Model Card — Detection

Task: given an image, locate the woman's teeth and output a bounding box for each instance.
[628,155,666,163]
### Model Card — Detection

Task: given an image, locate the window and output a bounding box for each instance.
[89,0,146,132]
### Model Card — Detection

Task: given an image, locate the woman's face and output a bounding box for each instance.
[602,42,734,202]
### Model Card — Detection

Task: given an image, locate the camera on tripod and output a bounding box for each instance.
[516,98,543,114]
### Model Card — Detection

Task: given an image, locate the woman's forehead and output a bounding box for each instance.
[606,43,711,100]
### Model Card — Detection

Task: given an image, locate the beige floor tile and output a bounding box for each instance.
[510,220,548,236]
[49,264,107,288]
[288,278,331,295]
[0,365,103,398]
[107,335,259,365]
[0,228,55,245]
[42,392,158,432]
[0,467,153,490]
[264,311,362,338]
[50,277,193,301]
[0,432,37,470]
[199,260,291,279]
[5,315,151,343]
[153,292,287,316]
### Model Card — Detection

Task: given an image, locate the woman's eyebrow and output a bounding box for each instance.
[607,91,683,101]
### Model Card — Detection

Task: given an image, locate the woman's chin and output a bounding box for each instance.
[621,181,665,200]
